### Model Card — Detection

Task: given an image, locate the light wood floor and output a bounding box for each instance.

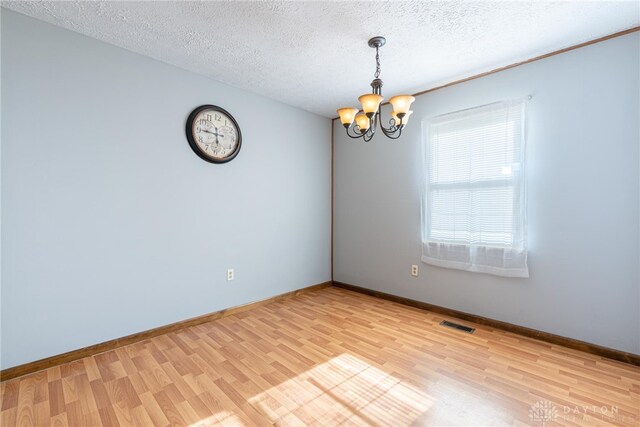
[1,287,639,426]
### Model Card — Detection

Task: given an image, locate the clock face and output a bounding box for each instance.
[186,105,242,163]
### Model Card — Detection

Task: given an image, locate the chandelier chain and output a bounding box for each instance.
[374,47,381,79]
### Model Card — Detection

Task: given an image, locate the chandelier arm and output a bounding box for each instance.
[363,130,374,142]
[382,120,403,139]
[372,104,399,136]
[363,130,375,142]
[345,125,365,139]
[379,127,400,138]
[377,116,399,136]
[379,127,397,137]
[379,122,403,137]
[384,127,403,139]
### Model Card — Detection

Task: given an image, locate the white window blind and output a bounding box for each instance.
[422,99,529,278]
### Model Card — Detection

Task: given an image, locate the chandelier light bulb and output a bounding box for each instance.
[391,110,413,127]
[336,107,360,127]
[355,113,370,132]
[389,95,416,115]
[358,94,384,117]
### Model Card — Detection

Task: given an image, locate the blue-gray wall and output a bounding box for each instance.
[334,32,640,354]
[1,9,331,369]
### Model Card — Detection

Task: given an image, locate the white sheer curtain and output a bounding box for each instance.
[421,99,528,278]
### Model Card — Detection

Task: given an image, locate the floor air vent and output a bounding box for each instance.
[440,320,475,333]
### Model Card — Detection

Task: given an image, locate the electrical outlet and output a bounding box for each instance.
[227,269,234,281]
[411,265,419,277]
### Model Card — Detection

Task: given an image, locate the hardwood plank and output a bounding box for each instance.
[16,376,36,427]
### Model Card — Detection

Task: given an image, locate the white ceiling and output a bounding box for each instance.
[3,1,639,118]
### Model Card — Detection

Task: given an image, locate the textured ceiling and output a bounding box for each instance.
[3,1,639,118]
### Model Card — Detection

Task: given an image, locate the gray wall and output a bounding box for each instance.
[334,32,640,354]
[1,10,331,369]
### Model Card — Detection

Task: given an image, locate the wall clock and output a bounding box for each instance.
[185,105,242,163]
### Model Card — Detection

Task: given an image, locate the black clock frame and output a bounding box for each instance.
[185,105,242,164]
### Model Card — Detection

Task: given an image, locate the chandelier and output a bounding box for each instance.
[337,36,415,141]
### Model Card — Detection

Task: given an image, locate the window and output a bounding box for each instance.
[422,99,528,278]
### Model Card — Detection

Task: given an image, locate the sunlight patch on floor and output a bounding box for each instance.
[248,353,433,425]
[189,410,244,427]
